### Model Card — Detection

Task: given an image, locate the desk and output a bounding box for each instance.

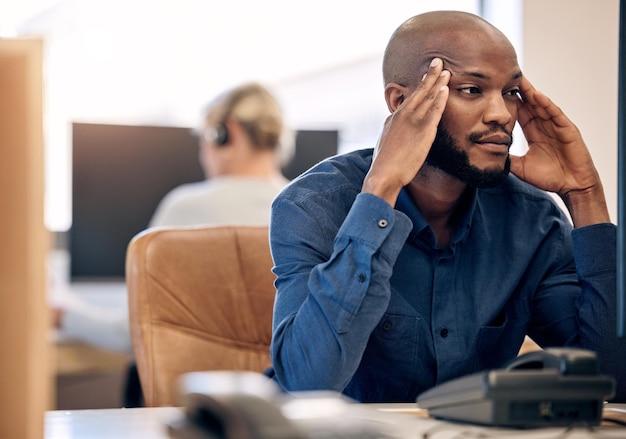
[45,404,626,439]
[45,407,180,439]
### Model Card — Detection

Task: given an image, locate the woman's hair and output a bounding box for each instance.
[204,82,284,151]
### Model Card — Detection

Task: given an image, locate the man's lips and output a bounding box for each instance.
[474,135,512,153]
[475,134,512,145]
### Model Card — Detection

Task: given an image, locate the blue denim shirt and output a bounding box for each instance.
[268,148,624,402]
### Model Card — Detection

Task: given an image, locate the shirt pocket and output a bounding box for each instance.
[471,298,529,372]
[366,313,421,371]
[355,313,423,401]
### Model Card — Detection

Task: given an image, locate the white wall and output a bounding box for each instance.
[522,0,620,223]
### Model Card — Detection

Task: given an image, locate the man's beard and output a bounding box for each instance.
[425,126,511,188]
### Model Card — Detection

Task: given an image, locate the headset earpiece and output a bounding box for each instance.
[214,123,229,146]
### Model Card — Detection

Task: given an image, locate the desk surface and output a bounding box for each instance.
[45,404,626,439]
[45,407,180,439]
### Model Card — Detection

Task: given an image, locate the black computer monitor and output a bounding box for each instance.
[617,0,625,337]
[69,123,339,281]
[70,123,205,281]
[281,129,339,180]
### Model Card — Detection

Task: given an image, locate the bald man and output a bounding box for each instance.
[267,11,625,402]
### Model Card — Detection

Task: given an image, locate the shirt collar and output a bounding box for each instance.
[396,186,478,249]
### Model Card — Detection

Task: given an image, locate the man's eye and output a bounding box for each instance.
[459,86,480,94]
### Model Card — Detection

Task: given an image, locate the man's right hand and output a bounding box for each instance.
[362,57,450,207]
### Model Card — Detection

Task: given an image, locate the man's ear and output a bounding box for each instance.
[384,83,408,113]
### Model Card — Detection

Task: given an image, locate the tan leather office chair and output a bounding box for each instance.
[126,225,276,407]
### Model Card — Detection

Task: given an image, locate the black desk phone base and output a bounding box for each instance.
[416,348,616,428]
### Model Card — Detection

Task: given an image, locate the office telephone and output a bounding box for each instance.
[416,347,616,427]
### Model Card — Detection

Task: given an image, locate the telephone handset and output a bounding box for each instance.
[165,371,411,439]
[416,347,616,428]
[504,347,600,375]
[166,371,304,439]
[167,391,305,439]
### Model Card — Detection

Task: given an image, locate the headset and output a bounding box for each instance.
[202,123,229,147]
[209,88,247,148]
[214,123,229,146]
[205,83,276,149]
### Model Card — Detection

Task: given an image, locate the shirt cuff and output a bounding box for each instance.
[571,222,616,277]
[338,192,412,251]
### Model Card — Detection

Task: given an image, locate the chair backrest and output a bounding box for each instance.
[126,225,276,407]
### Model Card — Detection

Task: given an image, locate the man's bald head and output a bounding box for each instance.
[382,11,516,87]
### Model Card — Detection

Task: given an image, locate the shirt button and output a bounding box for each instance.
[358,273,366,283]
[382,321,392,331]
[440,328,449,338]
[377,219,388,228]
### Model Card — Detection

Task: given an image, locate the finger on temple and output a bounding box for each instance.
[518,78,545,119]
[407,72,449,112]
[521,88,552,121]
[519,77,554,120]
[432,83,449,110]
[516,100,532,128]
[518,75,537,101]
